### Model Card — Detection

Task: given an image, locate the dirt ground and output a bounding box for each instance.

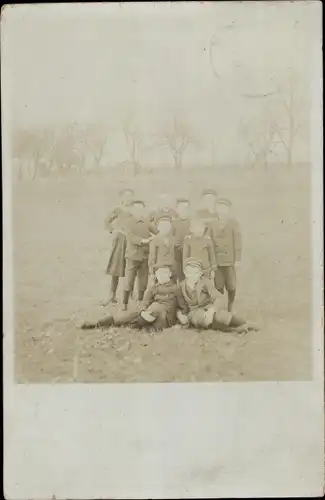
[13,167,312,383]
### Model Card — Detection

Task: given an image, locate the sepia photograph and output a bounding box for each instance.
[4,1,320,384]
[2,2,323,499]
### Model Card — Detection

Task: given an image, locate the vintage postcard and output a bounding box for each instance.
[2,1,323,498]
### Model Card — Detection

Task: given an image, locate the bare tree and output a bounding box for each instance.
[241,69,303,169]
[12,128,32,179]
[239,116,280,171]
[77,122,109,169]
[12,127,57,179]
[161,115,195,170]
[273,70,301,168]
[51,123,82,174]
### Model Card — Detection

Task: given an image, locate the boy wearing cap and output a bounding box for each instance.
[210,198,242,312]
[123,200,158,310]
[104,188,134,304]
[183,217,216,279]
[81,264,179,331]
[148,215,177,281]
[172,198,191,281]
[149,193,178,229]
[176,258,257,334]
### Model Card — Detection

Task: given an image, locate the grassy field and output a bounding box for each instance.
[13,166,312,382]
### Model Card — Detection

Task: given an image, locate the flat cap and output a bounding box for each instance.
[152,263,173,272]
[131,200,146,206]
[176,197,190,204]
[216,197,232,207]
[119,187,134,196]
[183,257,204,270]
[157,214,172,223]
[201,188,218,197]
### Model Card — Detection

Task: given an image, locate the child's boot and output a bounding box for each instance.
[122,290,130,311]
[227,290,236,312]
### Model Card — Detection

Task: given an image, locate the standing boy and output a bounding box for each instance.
[183,217,216,279]
[176,258,257,333]
[104,188,134,304]
[210,197,242,312]
[81,264,179,332]
[172,198,191,281]
[123,200,158,310]
[148,215,177,281]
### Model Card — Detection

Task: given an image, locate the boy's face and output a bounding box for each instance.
[216,203,230,221]
[202,194,216,210]
[184,265,202,283]
[191,219,205,237]
[132,203,145,219]
[177,202,189,218]
[155,267,172,284]
[157,219,171,236]
[122,190,133,205]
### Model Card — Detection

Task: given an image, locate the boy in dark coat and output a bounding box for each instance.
[172,198,191,281]
[209,198,242,312]
[104,188,134,304]
[176,258,257,333]
[122,200,158,309]
[183,217,216,279]
[81,265,179,331]
[148,215,177,281]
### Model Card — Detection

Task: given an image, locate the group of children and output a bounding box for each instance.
[81,187,258,334]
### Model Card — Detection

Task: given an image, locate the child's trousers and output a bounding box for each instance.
[188,306,233,329]
[214,265,236,292]
[101,303,169,330]
[124,258,149,293]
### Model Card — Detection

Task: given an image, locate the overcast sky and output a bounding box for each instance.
[3,2,320,165]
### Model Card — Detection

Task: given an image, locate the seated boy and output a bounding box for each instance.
[81,264,179,332]
[176,258,258,334]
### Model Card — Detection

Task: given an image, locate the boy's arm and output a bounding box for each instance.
[104,209,119,232]
[127,231,144,246]
[141,285,155,310]
[176,286,189,314]
[126,220,150,245]
[207,237,217,270]
[205,279,224,305]
[182,237,190,265]
[148,239,158,275]
[148,221,159,235]
[176,287,190,325]
[171,220,177,239]
[233,220,242,262]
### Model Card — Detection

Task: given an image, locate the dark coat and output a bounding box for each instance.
[125,216,158,261]
[105,206,132,277]
[182,235,216,273]
[209,218,242,266]
[148,234,177,274]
